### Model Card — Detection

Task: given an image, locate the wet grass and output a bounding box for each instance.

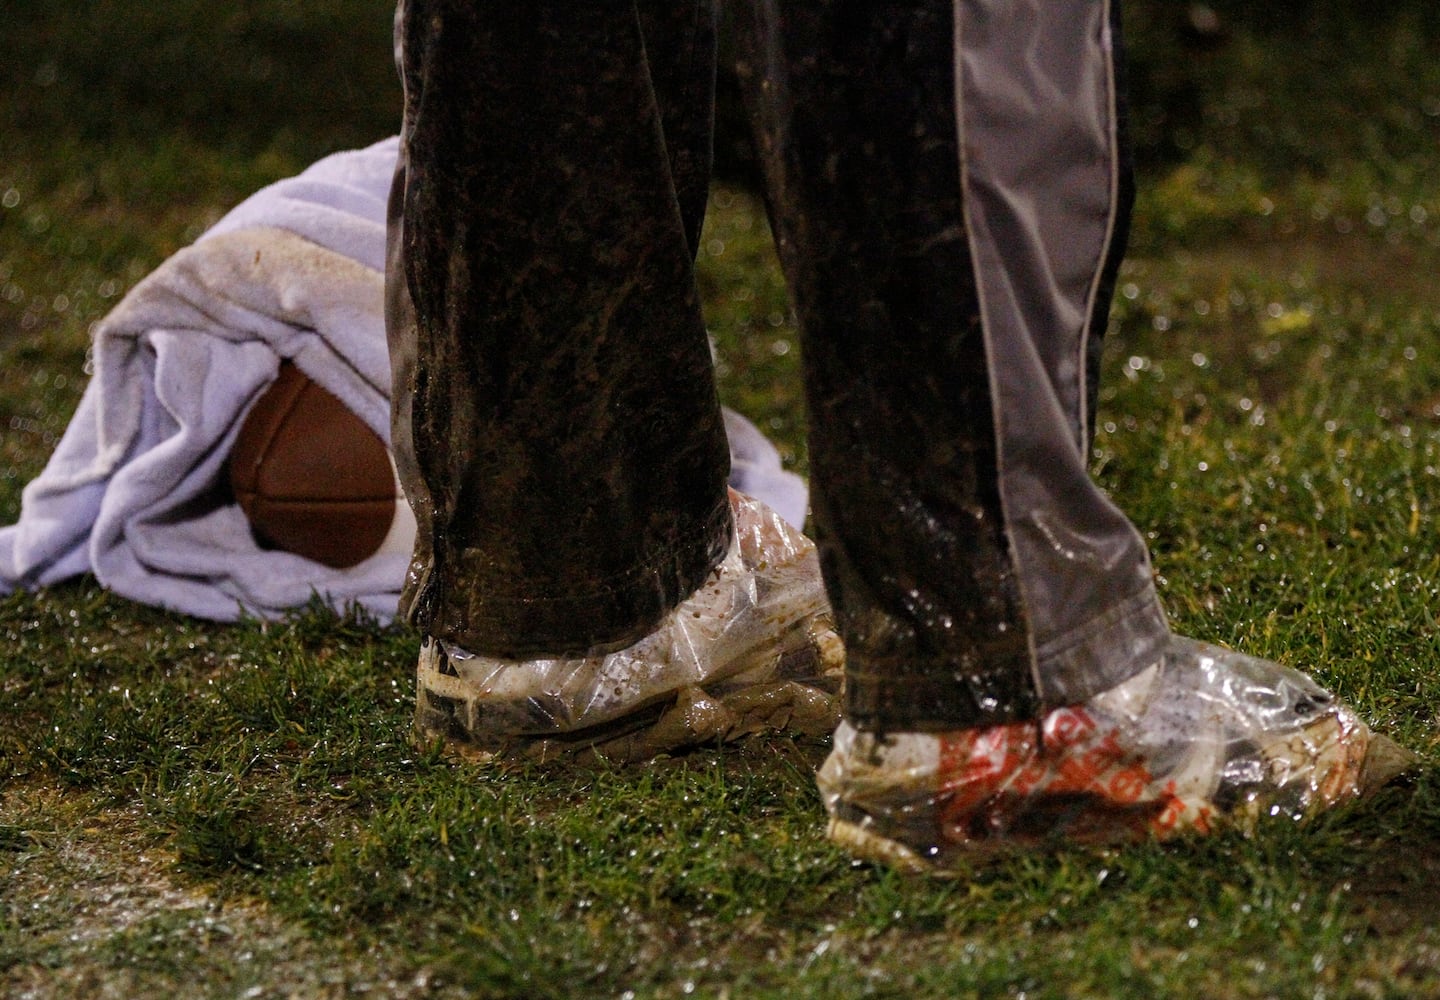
[4,3,1440,998]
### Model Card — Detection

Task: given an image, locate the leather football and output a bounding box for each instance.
[229,361,398,568]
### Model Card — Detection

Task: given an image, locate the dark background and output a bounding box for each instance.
[5,2,1440,190]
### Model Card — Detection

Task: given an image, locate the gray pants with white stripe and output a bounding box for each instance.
[386,0,1172,732]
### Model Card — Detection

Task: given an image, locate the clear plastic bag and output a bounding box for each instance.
[415,491,843,762]
[819,635,1414,870]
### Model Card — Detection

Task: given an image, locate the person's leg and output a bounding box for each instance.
[732,0,1406,865]
[734,0,1160,733]
[387,0,730,658]
[386,1,841,756]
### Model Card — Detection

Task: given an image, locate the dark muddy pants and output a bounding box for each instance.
[386,0,1172,732]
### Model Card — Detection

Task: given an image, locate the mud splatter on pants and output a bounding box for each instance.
[385,0,1172,732]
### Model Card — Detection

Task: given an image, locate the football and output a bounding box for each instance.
[229,361,402,569]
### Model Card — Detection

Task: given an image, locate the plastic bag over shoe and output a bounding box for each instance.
[415,491,844,762]
[819,635,1414,871]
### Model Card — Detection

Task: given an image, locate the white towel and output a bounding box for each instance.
[0,137,808,622]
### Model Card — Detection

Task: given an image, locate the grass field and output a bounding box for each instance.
[4,3,1440,997]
